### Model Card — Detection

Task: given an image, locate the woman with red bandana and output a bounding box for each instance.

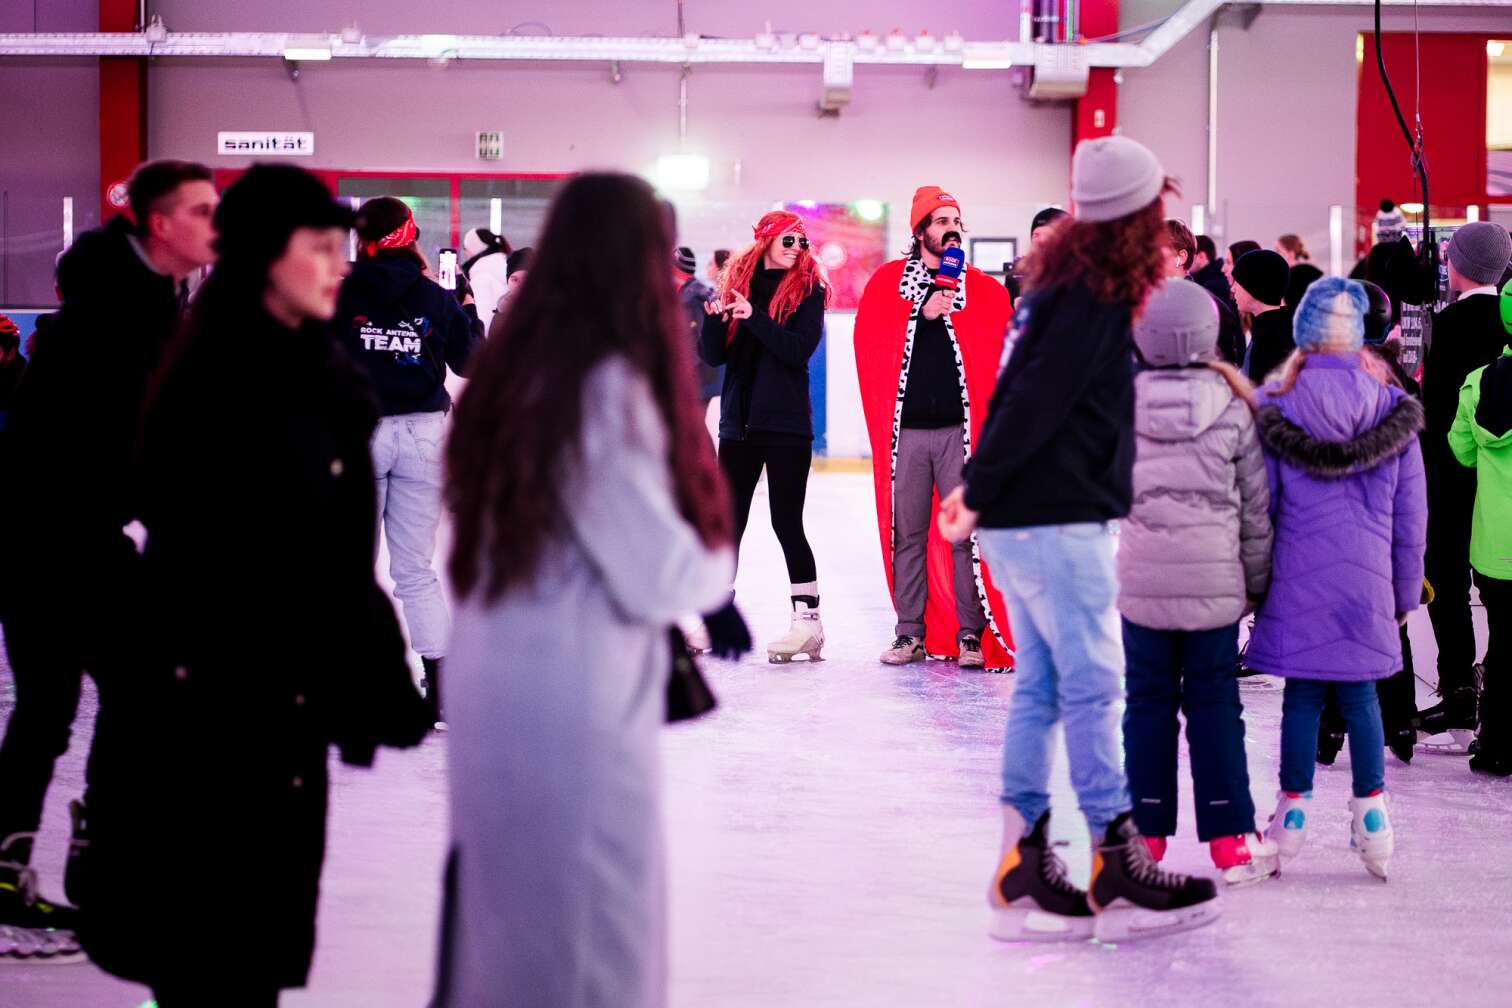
[697,210,829,663]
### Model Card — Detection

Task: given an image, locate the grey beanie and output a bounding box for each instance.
[674,246,697,274]
[1447,222,1512,286]
[1134,280,1221,366]
[1072,136,1165,223]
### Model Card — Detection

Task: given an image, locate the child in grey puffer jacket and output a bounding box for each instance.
[1119,280,1279,887]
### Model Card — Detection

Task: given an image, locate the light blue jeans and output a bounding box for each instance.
[977,522,1130,833]
[372,411,450,660]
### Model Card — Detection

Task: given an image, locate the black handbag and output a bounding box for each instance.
[666,626,718,722]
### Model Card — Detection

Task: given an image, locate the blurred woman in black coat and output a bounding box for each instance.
[77,164,431,1007]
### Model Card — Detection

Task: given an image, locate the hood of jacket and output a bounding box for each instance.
[345,255,425,309]
[57,214,165,301]
[1135,367,1236,442]
[1472,347,1512,445]
[1258,363,1424,477]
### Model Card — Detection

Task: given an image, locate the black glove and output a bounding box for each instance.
[702,598,751,660]
[453,268,474,305]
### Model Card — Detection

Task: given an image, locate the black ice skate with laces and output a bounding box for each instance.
[1088,813,1220,942]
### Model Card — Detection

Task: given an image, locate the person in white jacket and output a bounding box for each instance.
[461,226,511,332]
[435,173,747,1008]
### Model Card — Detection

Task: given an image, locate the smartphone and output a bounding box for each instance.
[437,248,458,291]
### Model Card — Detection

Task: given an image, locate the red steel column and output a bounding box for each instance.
[99,0,148,221]
[1072,0,1119,151]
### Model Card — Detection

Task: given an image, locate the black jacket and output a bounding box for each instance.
[1191,259,1235,309]
[334,256,482,416]
[1246,305,1296,385]
[0,216,181,615]
[1185,276,1246,367]
[678,275,723,400]
[1422,293,1508,532]
[699,266,824,441]
[964,285,1136,528]
[77,307,430,993]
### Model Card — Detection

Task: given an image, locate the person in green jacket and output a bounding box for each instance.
[1447,279,1512,777]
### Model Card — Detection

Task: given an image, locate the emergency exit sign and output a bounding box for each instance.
[476,131,503,161]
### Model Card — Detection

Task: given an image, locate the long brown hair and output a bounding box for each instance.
[445,173,732,602]
[1266,347,1395,396]
[719,211,829,341]
[1023,180,1179,311]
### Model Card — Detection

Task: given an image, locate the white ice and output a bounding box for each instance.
[3,472,1509,1006]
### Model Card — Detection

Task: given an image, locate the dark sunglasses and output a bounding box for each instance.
[780,235,810,250]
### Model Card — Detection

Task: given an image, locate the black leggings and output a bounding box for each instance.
[718,438,817,584]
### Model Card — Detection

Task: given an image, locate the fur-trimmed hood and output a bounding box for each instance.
[1257,395,1424,477]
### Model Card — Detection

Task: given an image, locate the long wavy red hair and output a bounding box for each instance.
[719,211,829,340]
[1023,179,1180,312]
[445,173,732,602]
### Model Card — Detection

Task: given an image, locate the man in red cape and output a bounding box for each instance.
[854,187,1016,669]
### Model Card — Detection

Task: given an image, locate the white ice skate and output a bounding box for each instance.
[1349,792,1394,881]
[1265,791,1312,862]
[1210,833,1281,888]
[1415,729,1478,755]
[768,601,824,663]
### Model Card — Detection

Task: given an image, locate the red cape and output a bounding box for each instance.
[854,260,1016,668]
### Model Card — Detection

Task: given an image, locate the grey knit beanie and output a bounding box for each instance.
[1071,136,1164,223]
[1447,222,1512,286]
[1134,280,1221,366]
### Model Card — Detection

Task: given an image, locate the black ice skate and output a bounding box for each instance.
[0,833,83,964]
[988,812,1094,942]
[1088,813,1221,942]
[421,656,446,731]
[1416,680,1480,755]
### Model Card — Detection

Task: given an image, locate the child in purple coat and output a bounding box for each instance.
[1246,277,1428,881]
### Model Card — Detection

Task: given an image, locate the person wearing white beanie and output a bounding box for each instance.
[939,135,1221,942]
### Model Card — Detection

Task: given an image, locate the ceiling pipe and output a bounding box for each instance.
[0,1,1506,66]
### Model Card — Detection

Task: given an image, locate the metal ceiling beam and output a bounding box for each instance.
[0,2,1506,67]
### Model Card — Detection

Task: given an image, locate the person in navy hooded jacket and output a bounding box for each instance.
[335,197,483,724]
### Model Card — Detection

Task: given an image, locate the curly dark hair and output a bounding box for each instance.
[445,172,732,602]
[1023,179,1179,310]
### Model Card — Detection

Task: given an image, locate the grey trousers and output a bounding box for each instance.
[892,424,987,640]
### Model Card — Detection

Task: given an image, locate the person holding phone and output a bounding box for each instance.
[334,197,484,725]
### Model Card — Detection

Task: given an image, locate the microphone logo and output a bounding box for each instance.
[936,247,966,292]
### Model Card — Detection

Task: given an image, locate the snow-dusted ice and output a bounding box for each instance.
[3,472,1509,1006]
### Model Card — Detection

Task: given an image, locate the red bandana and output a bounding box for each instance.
[364,213,418,257]
[753,212,805,241]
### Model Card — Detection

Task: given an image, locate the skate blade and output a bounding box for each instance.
[768,650,823,664]
[1092,899,1222,942]
[988,907,1094,943]
[0,926,86,964]
[1221,859,1281,889]
[1414,729,1475,754]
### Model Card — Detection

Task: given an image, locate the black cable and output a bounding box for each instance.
[1374,0,1435,300]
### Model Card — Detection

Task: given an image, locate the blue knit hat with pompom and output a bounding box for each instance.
[1292,276,1368,352]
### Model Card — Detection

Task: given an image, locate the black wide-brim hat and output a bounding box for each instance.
[213,163,355,262]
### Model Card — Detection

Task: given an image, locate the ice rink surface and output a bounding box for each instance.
[3,472,1509,1007]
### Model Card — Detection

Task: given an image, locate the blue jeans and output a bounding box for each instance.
[977,523,1129,834]
[372,411,450,659]
[1122,619,1257,840]
[1280,679,1385,798]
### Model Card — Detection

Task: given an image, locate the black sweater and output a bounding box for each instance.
[902,306,966,428]
[1246,305,1296,385]
[699,266,824,441]
[964,285,1135,528]
[1424,294,1507,473]
[333,257,483,416]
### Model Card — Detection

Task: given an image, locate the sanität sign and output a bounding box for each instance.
[217,132,315,156]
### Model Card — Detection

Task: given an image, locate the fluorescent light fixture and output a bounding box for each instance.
[1468,205,1481,222]
[1328,205,1344,278]
[854,199,884,222]
[283,47,331,61]
[1400,202,1424,214]
[1489,40,1505,58]
[962,58,1014,70]
[796,200,817,209]
[1192,204,1206,235]
[654,154,710,191]
[490,197,503,235]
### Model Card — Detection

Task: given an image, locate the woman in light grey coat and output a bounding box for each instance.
[1117,279,1278,887]
[435,174,738,1008]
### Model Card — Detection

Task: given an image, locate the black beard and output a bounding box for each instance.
[922,232,963,258]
